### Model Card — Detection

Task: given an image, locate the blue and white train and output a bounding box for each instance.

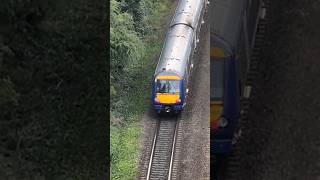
[210,0,265,155]
[151,0,208,114]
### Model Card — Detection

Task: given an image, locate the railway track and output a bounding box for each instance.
[215,0,271,180]
[143,116,179,180]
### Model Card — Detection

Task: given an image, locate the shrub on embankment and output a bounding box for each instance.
[110,0,172,179]
[0,0,106,179]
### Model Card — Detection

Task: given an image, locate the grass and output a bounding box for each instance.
[110,0,174,179]
[111,122,140,180]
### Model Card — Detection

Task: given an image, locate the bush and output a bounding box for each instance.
[110,0,172,179]
[0,0,107,178]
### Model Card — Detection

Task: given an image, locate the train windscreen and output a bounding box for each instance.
[156,80,180,94]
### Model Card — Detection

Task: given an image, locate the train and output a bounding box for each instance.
[210,0,265,155]
[151,0,208,114]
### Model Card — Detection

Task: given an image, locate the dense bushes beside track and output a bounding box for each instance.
[0,0,106,179]
[110,0,172,179]
[110,0,166,112]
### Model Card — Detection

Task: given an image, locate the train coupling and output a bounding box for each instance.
[165,106,171,113]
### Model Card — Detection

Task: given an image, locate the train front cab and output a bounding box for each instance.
[152,72,185,114]
[210,36,240,155]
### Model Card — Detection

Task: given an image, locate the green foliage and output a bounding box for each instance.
[0,0,107,179]
[140,0,169,24]
[0,0,49,27]
[111,122,139,180]
[110,0,145,79]
[118,0,148,36]
[0,78,18,106]
[110,0,172,179]
[110,0,170,111]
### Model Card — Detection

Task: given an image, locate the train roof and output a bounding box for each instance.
[170,0,205,29]
[155,24,193,77]
[211,0,248,51]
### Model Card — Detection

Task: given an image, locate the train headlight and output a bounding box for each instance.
[218,117,228,128]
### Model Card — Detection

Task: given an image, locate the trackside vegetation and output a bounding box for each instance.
[0,0,106,179]
[110,0,173,179]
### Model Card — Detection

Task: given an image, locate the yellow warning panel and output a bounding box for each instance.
[156,75,181,80]
[210,102,223,124]
[156,93,180,104]
[210,47,226,58]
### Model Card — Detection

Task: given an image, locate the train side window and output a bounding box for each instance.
[210,58,224,101]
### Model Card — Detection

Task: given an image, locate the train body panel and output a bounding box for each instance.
[155,25,194,78]
[211,0,247,50]
[152,0,207,113]
[211,0,263,154]
[171,0,205,29]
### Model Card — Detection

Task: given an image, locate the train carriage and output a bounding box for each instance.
[211,0,265,154]
[152,0,208,114]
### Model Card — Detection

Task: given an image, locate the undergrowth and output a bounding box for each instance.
[110,0,173,179]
